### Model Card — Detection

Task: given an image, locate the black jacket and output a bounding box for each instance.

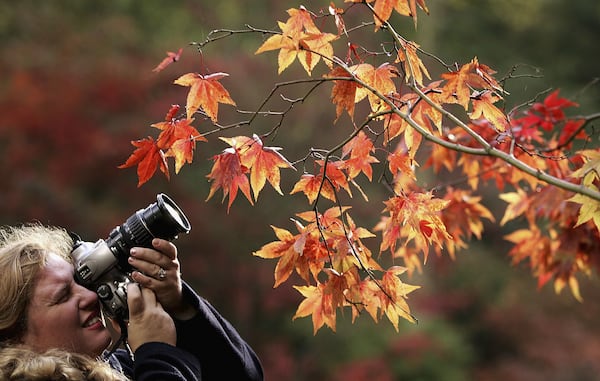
[105,283,263,381]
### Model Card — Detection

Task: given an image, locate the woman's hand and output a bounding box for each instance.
[126,283,176,352]
[127,239,196,320]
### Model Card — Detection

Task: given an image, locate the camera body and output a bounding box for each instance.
[70,193,191,322]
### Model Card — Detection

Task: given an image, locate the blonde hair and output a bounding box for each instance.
[0,224,74,342]
[0,345,129,381]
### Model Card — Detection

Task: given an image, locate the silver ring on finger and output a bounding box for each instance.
[157,266,167,280]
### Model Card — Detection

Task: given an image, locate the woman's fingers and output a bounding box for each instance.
[126,283,176,351]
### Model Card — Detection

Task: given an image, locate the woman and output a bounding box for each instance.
[0,224,263,380]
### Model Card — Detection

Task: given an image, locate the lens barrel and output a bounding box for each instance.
[106,193,191,260]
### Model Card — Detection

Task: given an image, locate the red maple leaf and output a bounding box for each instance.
[152,48,183,73]
[118,137,169,187]
[206,147,253,212]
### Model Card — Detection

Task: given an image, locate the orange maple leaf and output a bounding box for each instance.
[395,40,430,87]
[293,283,337,334]
[441,58,503,110]
[470,91,509,132]
[255,219,329,286]
[167,135,206,174]
[255,26,299,74]
[293,267,354,334]
[380,266,419,329]
[326,66,359,121]
[352,62,398,113]
[152,48,183,73]
[173,72,236,121]
[440,187,495,258]
[118,137,169,187]
[376,191,451,262]
[291,160,351,204]
[347,0,429,29]
[151,105,207,174]
[387,148,417,180]
[248,141,295,200]
[205,147,253,212]
[253,225,301,287]
[298,31,338,75]
[220,135,295,201]
[256,7,337,75]
[341,130,380,180]
[280,6,321,35]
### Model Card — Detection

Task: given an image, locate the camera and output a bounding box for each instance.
[70,193,191,322]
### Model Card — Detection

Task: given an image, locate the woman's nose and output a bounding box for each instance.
[75,283,99,308]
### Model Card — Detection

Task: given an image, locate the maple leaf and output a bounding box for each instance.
[205,147,253,212]
[151,106,207,174]
[380,266,419,329]
[173,72,236,121]
[352,62,398,113]
[326,66,359,121]
[291,174,331,204]
[152,104,189,148]
[354,0,429,30]
[570,149,600,186]
[329,2,347,36]
[499,188,532,226]
[345,278,381,322]
[291,160,352,204]
[503,226,586,301]
[530,89,579,130]
[341,131,380,180]
[220,134,295,201]
[441,58,502,110]
[440,187,495,258]
[568,171,600,233]
[469,91,509,132]
[297,32,338,75]
[376,191,451,262]
[167,136,205,174]
[255,28,298,74]
[255,219,329,286]
[118,137,169,187]
[387,147,417,180]
[280,6,321,35]
[253,225,301,287]
[152,48,183,73]
[293,283,337,334]
[255,7,337,75]
[571,193,600,231]
[293,267,358,334]
[557,119,586,147]
[395,40,430,87]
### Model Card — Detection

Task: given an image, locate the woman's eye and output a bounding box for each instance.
[53,288,71,304]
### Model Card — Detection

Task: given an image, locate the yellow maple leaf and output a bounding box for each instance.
[255,8,338,75]
[568,188,600,232]
[569,150,600,232]
[499,188,531,226]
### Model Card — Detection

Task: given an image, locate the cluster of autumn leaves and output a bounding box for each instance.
[120,0,600,333]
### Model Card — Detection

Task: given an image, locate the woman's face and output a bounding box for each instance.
[21,253,112,357]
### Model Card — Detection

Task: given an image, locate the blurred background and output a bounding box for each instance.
[1,1,599,380]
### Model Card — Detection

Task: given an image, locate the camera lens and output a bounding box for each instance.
[139,193,191,240]
[106,193,191,261]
